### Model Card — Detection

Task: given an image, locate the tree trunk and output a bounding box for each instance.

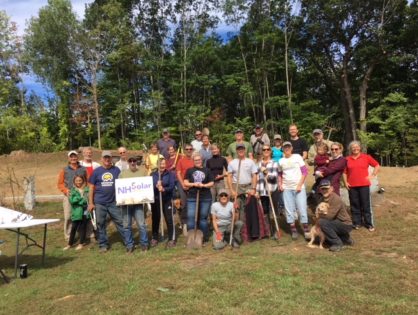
[359,63,376,132]
[341,65,357,142]
[91,65,101,150]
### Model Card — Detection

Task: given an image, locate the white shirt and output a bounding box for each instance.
[278,154,306,190]
[191,139,202,152]
[228,158,258,185]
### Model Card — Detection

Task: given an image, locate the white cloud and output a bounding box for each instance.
[1,0,93,35]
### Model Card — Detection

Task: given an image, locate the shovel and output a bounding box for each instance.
[264,177,281,240]
[186,190,203,249]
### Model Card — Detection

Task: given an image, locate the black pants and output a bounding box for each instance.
[68,216,88,246]
[348,186,373,227]
[152,199,175,241]
[319,219,352,246]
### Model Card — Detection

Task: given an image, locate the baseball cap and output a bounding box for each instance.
[313,129,323,135]
[282,141,292,147]
[67,150,78,157]
[274,134,282,140]
[162,128,169,133]
[319,179,331,189]
[255,124,261,129]
[101,150,112,157]
[235,128,243,134]
[236,143,246,150]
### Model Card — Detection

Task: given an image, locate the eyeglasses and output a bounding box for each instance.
[219,193,228,197]
[119,151,126,154]
[331,148,339,151]
[195,133,202,136]
[128,160,137,163]
[185,148,193,151]
[262,148,271,151]
[194,159,202,162]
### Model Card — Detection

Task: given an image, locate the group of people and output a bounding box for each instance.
[57,124,380,253]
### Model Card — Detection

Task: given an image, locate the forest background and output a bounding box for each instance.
[1,0,417,166]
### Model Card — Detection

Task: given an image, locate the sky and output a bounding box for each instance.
[1,0,94,99]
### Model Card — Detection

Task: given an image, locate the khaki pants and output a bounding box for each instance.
[63,196,72,240]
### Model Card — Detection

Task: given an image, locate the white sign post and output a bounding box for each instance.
[115,177,154,205]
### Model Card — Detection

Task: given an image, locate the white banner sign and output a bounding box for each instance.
[115,176,154,205]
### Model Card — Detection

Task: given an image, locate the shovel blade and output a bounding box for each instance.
[186,229,203,249]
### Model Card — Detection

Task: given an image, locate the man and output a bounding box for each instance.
[157,128,177,159]
[250,124,270,159]
[79,147,100,176]
[226,129,254,162]
[57,150,88,241]
[288,124,308,160]
[206,143,229,202]
[88,151,133,253]
[211,189,243,250]
[199,134,212,166]
[175,143,195,233]
[307,129,333,166]
[165,145,179,172]
[191,130,203,152]
[317,180,354,252]
[115,147,129,171]
[119,156,149,251]
[227,144,258,225]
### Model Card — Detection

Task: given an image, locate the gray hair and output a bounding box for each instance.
[348,140,362,154]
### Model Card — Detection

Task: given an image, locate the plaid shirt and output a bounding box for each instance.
[256,160,279,196]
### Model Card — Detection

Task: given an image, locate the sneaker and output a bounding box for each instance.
[166,240,176,249]
[75,244,84,251]
[99,247,108,253]
[141,245,149,252]
[329,245,343,252]
[353,225,361,230]
[150,239,159,247]
[63,245,71,251]
[291,231,299,240]
[232,241,240,249]
[126,247,135,254]
[344,238,355,246]
[368,226,375,232]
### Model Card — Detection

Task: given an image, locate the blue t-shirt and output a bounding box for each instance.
[272,147,283,162]
[89,166,121,204]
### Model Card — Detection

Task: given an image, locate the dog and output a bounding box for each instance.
[307,202,329,249]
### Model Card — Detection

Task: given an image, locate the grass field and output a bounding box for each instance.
[0,159,418,314]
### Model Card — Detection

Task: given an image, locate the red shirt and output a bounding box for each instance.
[345,153,379,187]
[176,156,194,179]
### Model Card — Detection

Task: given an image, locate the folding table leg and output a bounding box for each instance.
[14,228,20,278]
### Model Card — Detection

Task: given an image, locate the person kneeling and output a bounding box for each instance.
[211,189,243,250]
[318,180,354,252]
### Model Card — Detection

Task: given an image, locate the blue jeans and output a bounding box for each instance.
[95,202,133,250]
[282,188,308,224]
[122,204,149,247]
[187,198,212,240]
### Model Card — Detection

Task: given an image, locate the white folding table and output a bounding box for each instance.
[1,208,59,277]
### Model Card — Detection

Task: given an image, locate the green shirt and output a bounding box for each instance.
[226,141,253,159]
[119,166,147,178]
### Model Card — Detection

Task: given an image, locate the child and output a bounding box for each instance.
[312,144,330,193]
[145,143,164,175]
[63,175,90,250]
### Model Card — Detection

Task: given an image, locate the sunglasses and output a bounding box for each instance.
[185,148,193,151]
[128,160,137,163]
[219,193,228,197]
[119,151,126,154]
[195,133,202,136]
[262,148,271,151]
[331,148,339,151]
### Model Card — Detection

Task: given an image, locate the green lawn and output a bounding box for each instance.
[1,198,417,315]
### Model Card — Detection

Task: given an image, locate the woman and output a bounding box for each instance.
[146,143,164,175]
[151,159,177,248]
[344,141,380,232]
[278,141,310,240]
[316,142,347,196]
[206,143,229,202]
[256,145,279,237]
[272,134,284,163]
[184,154,214,243]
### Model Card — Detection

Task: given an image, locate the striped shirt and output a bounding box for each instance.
[256,160,279,196]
